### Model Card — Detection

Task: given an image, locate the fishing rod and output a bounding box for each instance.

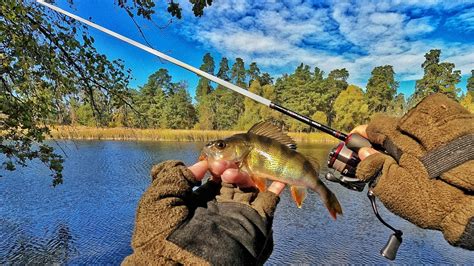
[36,0,402,260]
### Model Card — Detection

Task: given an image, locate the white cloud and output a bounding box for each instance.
[174,0,473,89]
[445,7,474,32]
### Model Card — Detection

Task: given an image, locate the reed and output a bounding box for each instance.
[49,126,338,143]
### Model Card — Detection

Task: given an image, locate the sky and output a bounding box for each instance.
[47,0,474,99]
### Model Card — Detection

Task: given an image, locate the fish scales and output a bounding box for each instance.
[200,121,343,219]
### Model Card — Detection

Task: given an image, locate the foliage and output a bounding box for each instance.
[117,0,212,20]
[366,65,398,114]
[459,93,474,113]
[333,85,369,131]
[410,49,461,106]
[1,0,132,185]
[467,70,474,94]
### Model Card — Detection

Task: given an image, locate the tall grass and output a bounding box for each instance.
[49,126,338,143]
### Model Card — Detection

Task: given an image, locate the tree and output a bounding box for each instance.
[1,1,133,185]
[247,62,261,86]
[365,65,398,113]
[333,85,369,131]
[275,64,319,131]
[459,93,474,113]
[136,69,171,128]
[160,82,197,129]
[195,53,215,102]
[231,58,247,88]
[260,72,273,86]
[468,70,474,95]
[411,49,461,106]
[0,1,215,185]
[237,80,263,129]
[320,68,349,126]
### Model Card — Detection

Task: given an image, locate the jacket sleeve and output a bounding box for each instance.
[356,93,474,250]
[122,161,281,265]
[122,160,211,265]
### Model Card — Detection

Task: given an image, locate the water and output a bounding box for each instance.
[1,140,472,264]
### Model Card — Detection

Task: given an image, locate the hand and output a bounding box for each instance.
[124,160,284,265]
[347,93,474,250]
[350,125,379,161]
[188,160,286,196]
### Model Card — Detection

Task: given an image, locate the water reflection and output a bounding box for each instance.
[0,140,473,264]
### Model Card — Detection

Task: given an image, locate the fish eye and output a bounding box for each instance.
[215,140,226,149]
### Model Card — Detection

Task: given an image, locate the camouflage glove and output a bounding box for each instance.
[356,93,474,250]
[122,160,280,266]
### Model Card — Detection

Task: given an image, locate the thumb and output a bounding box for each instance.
[356,151,389,182]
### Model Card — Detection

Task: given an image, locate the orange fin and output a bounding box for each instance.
[252,176,267,192]
[290,186,307,208]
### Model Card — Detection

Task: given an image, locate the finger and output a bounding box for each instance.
[358,147,380,160]
[208,160,236,176]
[188,160,208,181]
[267,181,286,196]
[221,168,255,188]
[350,125,369,139]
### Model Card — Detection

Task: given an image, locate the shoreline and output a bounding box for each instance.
[49,126,339,143]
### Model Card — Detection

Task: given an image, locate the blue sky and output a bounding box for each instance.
[48,0,473,99]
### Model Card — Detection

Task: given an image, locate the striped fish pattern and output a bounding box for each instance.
[200,121,343,219]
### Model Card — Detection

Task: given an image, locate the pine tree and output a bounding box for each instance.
[411,49,461,106]
[365,65,398,114]
[161,82,197,129]
[195,53,215,102]
[275,64,317,131]
[247,62,261,86]
[231,58,247,88]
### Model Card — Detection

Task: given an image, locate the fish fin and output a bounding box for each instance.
[325,190,343,220]
[252,176,267,192]
[248,121,297,150]
[290,186,307,208]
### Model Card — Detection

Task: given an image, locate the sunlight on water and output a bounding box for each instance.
[1,140,472,264]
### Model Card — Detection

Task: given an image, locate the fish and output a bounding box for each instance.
[200,121,343,219]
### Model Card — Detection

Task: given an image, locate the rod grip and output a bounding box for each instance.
[345,133,372,152]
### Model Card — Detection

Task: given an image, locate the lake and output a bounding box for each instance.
[1,140,472,264]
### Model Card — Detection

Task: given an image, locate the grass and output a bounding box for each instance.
[49,126,338,143]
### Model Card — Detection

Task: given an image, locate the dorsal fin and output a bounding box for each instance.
[248,121,297,150]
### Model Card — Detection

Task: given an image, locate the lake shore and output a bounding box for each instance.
[49,126,339,143]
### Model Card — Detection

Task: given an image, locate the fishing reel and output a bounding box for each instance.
[325,133,369,191]
[325,133,403,261]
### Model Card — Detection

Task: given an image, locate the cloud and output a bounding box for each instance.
[445,7,474,32]
[172,0,473,88]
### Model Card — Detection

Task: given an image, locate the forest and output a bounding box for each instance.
[1,1,473,185]
[68,50,474,133]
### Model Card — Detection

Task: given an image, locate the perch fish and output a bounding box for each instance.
[200,121,343,219]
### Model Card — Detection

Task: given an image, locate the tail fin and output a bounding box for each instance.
[325,191,343,220]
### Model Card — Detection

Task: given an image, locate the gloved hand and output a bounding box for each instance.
[122,160,285,265]
[353,93,473,250]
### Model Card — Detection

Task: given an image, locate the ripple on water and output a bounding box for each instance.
[1,141,473,264]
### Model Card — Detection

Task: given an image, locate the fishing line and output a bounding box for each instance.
[36,0,347,141]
